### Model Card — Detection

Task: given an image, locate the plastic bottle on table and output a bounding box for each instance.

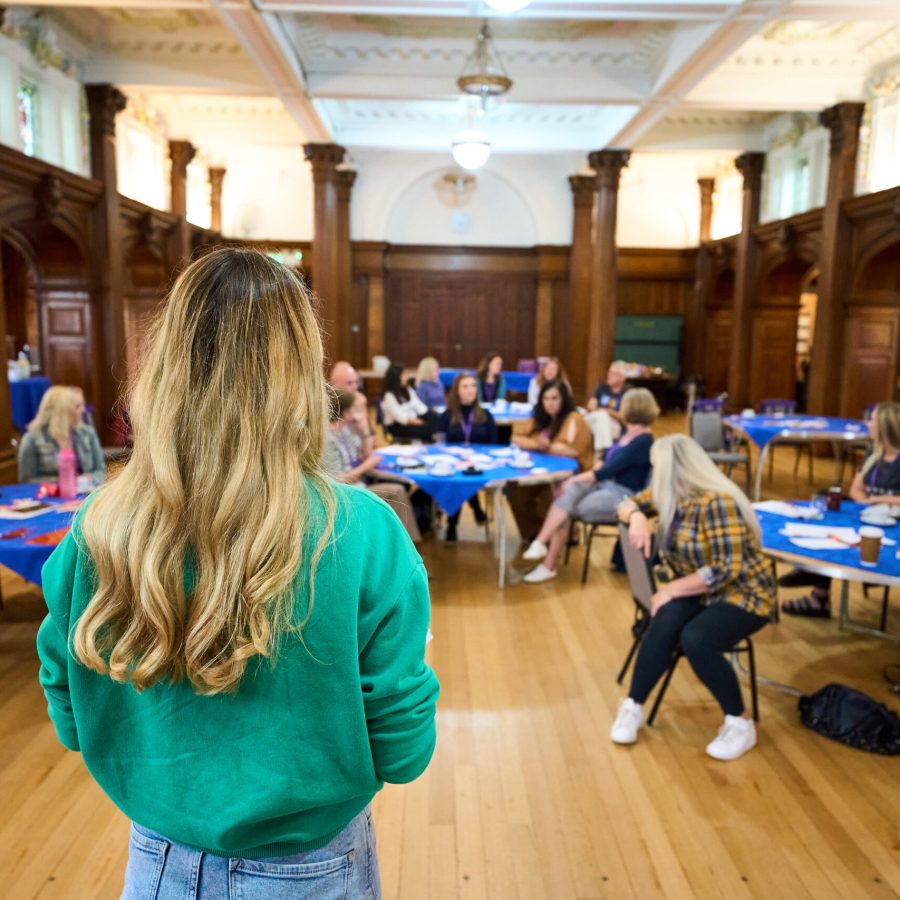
[17,350,30,379]
[58,448,77,500]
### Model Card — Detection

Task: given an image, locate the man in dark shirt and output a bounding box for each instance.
[587,360,629,422]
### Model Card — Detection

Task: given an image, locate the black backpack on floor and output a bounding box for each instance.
[798,683,900,756]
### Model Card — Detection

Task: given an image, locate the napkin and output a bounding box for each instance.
[754,501,821,519]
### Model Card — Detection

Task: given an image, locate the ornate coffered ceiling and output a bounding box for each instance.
[5,0,900,156]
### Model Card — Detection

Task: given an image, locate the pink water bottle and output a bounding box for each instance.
[58,448,77,499]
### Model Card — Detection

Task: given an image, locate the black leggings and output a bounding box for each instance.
[629,598,769,716]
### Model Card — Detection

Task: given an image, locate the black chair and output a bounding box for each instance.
[616,523,760,725]
[563,514,619,584]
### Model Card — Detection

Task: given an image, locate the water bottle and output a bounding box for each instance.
[17,351,30,379]
[58,448,77,499]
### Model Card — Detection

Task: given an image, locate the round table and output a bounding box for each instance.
[9,376,51,432]
[726,415,868,501]
[376,443,578,587]
[756,500,899,642]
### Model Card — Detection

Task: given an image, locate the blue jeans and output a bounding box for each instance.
[121,806,381,899]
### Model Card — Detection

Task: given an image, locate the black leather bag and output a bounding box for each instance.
[798,683,900,756]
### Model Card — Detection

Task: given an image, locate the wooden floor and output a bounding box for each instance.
[2,416,899,899]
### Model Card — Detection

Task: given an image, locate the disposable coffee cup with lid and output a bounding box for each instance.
[858,526,884,567]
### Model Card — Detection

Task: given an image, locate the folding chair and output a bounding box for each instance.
[616,523,760,725]
[563,514,619,584]
[690,404,752,493]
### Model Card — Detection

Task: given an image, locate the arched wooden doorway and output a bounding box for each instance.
[0,236,39,366]
[841,238,900,416]
[704,266,734,395]
[748,256,817,409]
[2,221,95,403]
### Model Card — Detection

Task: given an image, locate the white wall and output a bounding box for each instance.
[0,30,88,176]
[220,146,314,241]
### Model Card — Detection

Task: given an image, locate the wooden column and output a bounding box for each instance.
[85,83,127,443]
[586,150,630,398]
[303,142,346,365]
[567,174,596,401]
[336,169,357,364]
[806,102,865,416]
[208,167,225,233]
[357,242,388,368]
[698,177,715,243]
[169,140,195,266]
[726,152,765,409]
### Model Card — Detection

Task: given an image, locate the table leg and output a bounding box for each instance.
[754,443,771,502]
[837,578,899,642]
[496,488,508,589]
[838,579,849,631]
[832,441,842,486]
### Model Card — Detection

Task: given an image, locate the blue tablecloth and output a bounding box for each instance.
[726,414,867,448]
[438,369,533,394]
[9,376,51,432]
[0,484,78,585]
[376,444,578,516]
[757,501,900,580]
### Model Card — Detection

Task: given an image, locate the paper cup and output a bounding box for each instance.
[859,526,884,567]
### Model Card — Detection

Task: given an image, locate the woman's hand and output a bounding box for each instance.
[628,512,652,558]
[650,587,674,617]
[565,471,593,487]
[409,417,423,426]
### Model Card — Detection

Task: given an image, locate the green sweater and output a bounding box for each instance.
[36,483,439,859]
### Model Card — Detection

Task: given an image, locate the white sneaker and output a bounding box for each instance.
[610,698,644,744]
[706,715,757,761]
[523,563,557,584]
[522,539,549,561]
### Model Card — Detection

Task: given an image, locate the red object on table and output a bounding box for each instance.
[36,482,60,499]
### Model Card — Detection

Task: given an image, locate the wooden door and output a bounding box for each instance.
[704,308,732,396]
[840,308,900,416]
[748,308,799,409]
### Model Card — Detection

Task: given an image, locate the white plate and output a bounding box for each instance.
[489,448,514,457]
[428,469,455,477]
[394,457,424,468]
[511,460,533,469]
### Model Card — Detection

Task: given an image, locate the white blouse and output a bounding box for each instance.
[381,389,428,426]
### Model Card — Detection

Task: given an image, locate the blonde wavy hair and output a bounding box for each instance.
[862,401,900,477]
[649,434,760,542]
[415,356,440,383]
[74,248,335,695]
[28,385,83,445]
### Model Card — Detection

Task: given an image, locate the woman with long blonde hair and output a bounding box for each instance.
[612,434,775,761]
[36,248,438,897]
[780,400,900,617]
[414,355,446,409]
[18,385,105,484]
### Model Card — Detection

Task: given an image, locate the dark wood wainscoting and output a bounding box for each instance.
[40,283,94,401]
[704,307,733,396]
[383,247,537,369]
[748,308,799,408]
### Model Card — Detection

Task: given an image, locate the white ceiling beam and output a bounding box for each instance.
[210,0,332,141]
[605,0,793,148]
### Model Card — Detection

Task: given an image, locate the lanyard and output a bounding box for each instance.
[460,410,474,445]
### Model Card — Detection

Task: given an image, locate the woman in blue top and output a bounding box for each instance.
[518,388,659,583]
[437,373,498,541]
[476,351,507,404]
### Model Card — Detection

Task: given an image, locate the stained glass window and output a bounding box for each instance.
[17,81,37,157]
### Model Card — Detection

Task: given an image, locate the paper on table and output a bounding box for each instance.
[754,501,821,519]
[789,537,852,550]
[509,402,532,413]
[781,523,859,541]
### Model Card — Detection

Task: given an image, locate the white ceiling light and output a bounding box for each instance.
[484,0,533,12]
[452,131,491,170]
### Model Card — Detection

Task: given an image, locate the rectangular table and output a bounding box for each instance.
[756,500,899,642]
[376,443,577,588]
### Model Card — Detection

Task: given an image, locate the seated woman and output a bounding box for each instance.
[506,379,594,542]
[612,434,775,761]
[381,362,437,441]
[519,387,659,583]
[476,352,507,404]
[781,400,900,617]
[326,390,421,542]
[18,385,106,484]
[437,373,498,541]
[527,356,571,407]
[414,356,446,410]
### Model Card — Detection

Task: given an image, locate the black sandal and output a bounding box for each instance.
[783,593,831,618]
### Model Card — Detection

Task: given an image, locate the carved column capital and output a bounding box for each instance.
[303,143,346,181]
[568,174,596,208]
[208,167,226,192]
[85,84,127,138]
[819,102,865,157]
[587,149,630,189]
[35,174,63,222]
[734,152,765,193]
[169,140,196,179]
[336,168,357,203]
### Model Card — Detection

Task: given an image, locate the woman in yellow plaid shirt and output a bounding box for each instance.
[613,434,776,761]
